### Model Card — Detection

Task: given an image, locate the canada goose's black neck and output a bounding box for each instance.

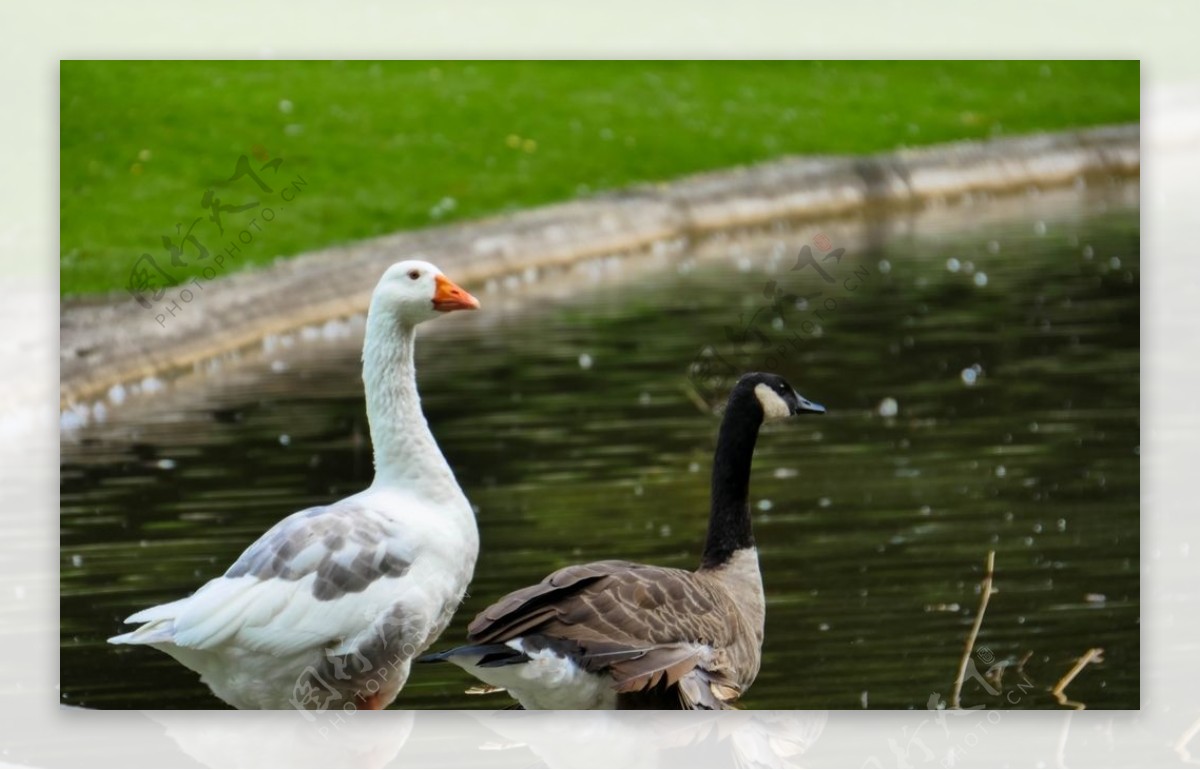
[700,390,763,570]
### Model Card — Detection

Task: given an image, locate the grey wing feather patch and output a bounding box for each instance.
[225,504,411,601]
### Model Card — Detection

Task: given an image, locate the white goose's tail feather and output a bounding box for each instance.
[108,618,175,645]
[108,598,188,645]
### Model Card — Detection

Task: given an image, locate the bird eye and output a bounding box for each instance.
[407,270,420,280]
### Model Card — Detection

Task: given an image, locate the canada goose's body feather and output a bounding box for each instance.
[435,549,765,709]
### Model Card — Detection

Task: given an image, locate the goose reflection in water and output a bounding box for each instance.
[139,710,825,769]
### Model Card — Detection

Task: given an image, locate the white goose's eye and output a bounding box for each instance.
[407,270,421,281]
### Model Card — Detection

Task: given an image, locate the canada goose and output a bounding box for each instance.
[109,260,482,710]
[422,372,824,709]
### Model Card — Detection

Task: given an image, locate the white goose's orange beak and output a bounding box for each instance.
[432,274,480,312]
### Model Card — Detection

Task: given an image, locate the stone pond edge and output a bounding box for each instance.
[60,123,1139,410]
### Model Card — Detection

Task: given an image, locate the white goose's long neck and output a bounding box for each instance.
[362,310,462,504]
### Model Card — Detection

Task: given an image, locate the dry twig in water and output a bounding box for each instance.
[950,550,997,709]
[1015,650,1033,677]
[1051,647,1105,710]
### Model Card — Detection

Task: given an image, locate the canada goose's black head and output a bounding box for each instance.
[733,372,826,423]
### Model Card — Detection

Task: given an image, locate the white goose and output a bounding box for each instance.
[109,259,481,710]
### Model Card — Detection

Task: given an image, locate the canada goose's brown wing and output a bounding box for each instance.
[467,560,638,641]
[676,666,744,709]
[468,560,743,704]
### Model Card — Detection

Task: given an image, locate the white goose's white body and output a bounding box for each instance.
[110,261,481,710]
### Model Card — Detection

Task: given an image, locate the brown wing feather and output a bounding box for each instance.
[609,644,705,692]
[676,667,743,709]
[468,561,744,701]
[467,560,639,639]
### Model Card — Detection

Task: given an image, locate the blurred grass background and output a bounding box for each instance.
[60,60,1139,296]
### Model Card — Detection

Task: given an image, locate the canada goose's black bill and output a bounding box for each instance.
[792,392,825,415]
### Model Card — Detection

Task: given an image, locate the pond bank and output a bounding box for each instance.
[60,124,1138,409]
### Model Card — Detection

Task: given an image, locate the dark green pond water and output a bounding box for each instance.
[60,185,1140,710]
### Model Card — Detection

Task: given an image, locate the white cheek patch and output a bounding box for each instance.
[754,383,791,421]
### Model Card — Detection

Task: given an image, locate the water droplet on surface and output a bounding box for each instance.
[818,497,832,508]
[995,465,1006,478]
[946,258,961,273]
[961,367,979,386]
[877,397,899,418]
[155,458,175,470]
[757,499,774,511]
[279,434,291,446]
[973,271,988,287]
[877,259,891,274]
[578,353,593,370]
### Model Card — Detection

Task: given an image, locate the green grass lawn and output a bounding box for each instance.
[60,60,1138,296]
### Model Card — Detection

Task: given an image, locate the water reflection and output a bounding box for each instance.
[60,181,1139,710]
[25,706,1196,768]
[465,710,828,768]
[147,710,414,768]
[45,710,824,768]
